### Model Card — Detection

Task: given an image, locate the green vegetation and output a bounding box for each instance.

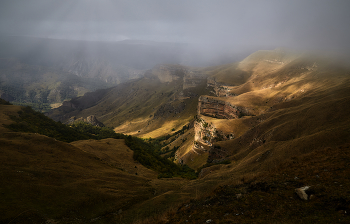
[125,136,196,179]
[162,146,179,161]
[70,121,124,139]
[0,98,11,105]
[11,101,52,113]
[5,105,197,179]
[5,106,93,142]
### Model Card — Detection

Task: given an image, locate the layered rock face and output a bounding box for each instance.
[198,96,248,119]
[207,77,235,97]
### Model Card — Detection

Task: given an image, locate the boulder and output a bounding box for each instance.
[295,186,310,200]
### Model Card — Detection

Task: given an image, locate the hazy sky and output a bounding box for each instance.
[1,0,350,52]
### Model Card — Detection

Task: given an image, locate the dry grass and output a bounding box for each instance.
[163,143,350,223]
[71,138,157,179]
[0,105,191,223]
[2,49,350,223]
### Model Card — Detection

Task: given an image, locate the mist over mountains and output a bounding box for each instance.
[1,1,350,223]
[2,48,350,223]
[0,35,253,111]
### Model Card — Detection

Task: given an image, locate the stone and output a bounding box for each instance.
[86,115,105,127]
[295,186,310,200]
[198,96,244,119]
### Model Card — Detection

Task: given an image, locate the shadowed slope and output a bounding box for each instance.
[0,103,192,224]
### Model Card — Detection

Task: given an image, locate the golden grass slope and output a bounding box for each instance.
[0,104,193,223]
[140,50,350,223]
[198,49,350,179]
[48,64,211,138]
[3,49,350,223]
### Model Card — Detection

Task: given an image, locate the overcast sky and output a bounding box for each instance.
[1,0,350,53]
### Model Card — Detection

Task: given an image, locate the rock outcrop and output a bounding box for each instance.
[86,115,105,127]
[194,117,217,147]
[207,77,235,97]
[198,96,249,119]
[67,115,105,127]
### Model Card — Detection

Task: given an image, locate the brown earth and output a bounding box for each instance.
[2,49,350,223]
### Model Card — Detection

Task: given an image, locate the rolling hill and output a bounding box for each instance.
[47,64,212,138]
[2,49,350,223]
[0,100,197,224]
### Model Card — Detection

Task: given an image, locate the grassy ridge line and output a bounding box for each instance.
[5,106,93,142]
[0,98,11,105]
[4,103,197,179]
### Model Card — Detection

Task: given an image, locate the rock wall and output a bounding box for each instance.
[194,117,217,146]
[207,77,235,97]
[198,96,249,119]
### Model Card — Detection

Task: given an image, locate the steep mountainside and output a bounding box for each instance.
[2,49,350,223]
[47,64,211,137]
[141,49,350,223]
[0,36,200,111]
[0,58,111,111]
[176,49,350,171]
[48,49,350,174]
[0,101,197,224]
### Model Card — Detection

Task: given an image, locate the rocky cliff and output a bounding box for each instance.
[67,115,105,127]
[194,117,217,147]
[198,96,250,119]
[207,77,236,97]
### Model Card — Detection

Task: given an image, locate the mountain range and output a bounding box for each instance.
[1,48,350,223]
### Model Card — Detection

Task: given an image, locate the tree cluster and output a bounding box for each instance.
[5,105,197,179]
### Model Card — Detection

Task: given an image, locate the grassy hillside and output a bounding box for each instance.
[134,50,350,223]
[48,64,212,138]
[0,102,201,223]
[158,143,350,224]
[2,49,350,223]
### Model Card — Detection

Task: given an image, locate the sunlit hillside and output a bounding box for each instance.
[2,49,350,223]
[48,64,212,138]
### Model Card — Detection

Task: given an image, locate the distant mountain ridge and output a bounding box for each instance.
[48,49,350,172]
[1,48,350,223]
[0,36,188,111]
